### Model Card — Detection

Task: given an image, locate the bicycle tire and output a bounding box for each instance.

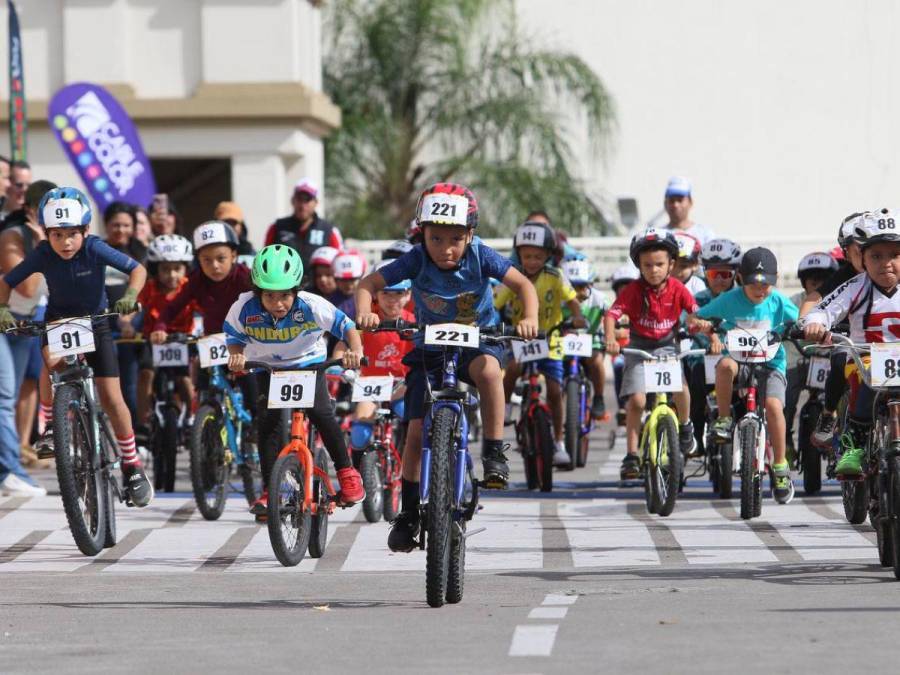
[799,401,822,495]
[564,378,580,470]
[718,441,733,499]
[426,406,455,608]
[267,452,312,566]
[189,404,229,521]
[520,418,538,490]
[237,462,258,506]
[53,384,106,556]
[739,420,758,520]
[889,456,900,580]
[841,481,868,525]
[533,407,555,492]
[100,426,118,548]
[653,415,681,517]
[578,382,593,468]
[641,420,660,514]
[875,493,894,567]
[159,406,179,493]
[446,520,466,604]
[360,450,383,523]
[383,452,401,522]
[308,448,330,559]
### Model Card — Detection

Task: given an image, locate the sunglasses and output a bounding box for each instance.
[705,268,735,280]
[294,193,315,203]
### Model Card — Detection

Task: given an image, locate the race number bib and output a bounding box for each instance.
[643,359,683,393]
[562,333,592,357]
[726,328,769,353]
[424,323,479,348]
[870,343,900,387]
[198,333,229,368]
[47,318,95,359]
[704,355,722,385]
[351,376,394,403]
[152,343,189,367]
[267,371,317,409]
[513,339,550,363]
[805,356,830,390]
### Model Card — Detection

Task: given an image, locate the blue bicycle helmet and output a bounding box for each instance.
[374,260,411,291]
[38,187,92,229]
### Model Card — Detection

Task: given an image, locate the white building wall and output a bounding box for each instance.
[516,0,900,242]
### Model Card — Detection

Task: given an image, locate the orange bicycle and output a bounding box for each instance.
[246,358,356,567]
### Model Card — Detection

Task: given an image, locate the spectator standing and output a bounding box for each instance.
[214,201,256,256]
[134,206,153,246]
[0,155,10,217]
[660,176,714,245]
[1,160,32,230]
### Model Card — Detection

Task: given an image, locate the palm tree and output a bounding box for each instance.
[324,0,616,239]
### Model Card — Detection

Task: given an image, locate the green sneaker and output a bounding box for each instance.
[713,416,733,441]
[772,461,794,504]
[835,442,864,477]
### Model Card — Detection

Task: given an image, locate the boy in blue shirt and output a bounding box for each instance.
[0,187,153,507]
[689,247,799,504]
[356,183,538,552]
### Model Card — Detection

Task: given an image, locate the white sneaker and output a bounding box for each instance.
[553,441,570,466]
[0,473,47,497]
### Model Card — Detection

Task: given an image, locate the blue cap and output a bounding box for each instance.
[665,176,692,198]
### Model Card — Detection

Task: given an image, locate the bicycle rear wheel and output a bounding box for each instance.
[426,407,455,608]
[267,453,312,566]
[652,416,681,517]
[799,401,822,495]
[519,419,538,490]
[718,441,733,499]
[383,450,401,522]
[842,481,869,525]
[533,407,555,492]
[889,457,900,579]
[54,384,106,556]
[189,404,229,521]
[158,406,179,493]
[99,422,118,549]
[307,448,330,559]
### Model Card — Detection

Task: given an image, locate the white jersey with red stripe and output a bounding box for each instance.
[805,271,900,343]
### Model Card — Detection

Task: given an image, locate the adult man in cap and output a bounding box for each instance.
[263,178,343,279]
[214,201,255,256]
[661,176,714,245]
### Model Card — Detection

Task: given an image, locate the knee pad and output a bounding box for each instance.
[350,420,374,450]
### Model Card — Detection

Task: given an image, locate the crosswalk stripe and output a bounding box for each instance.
[199,526,260,571]
[626,502,688,565]
[469,501,543,570]
[804,496,878,546]
[558,500,659,567]
[0,496,29,520]
[668,503,778,565]
[0,530,53,564]
[767,501,874,562]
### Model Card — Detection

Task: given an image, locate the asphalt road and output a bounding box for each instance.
[2,422,900,674]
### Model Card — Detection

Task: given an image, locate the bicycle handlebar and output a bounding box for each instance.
[371,320,545,342]
[621,347,707,361]
[243,357,369,374]
[5,309,126,337]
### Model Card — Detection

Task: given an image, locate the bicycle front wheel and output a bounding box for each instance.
[189,404,229,521]
[564,378,580,469]
[799,401,822,495]
[267,453,312,567]
[652,415,681,517]
[426,407,455,608]
[54,384,106,556]
[533,407,555,492]
[739,421,759,520]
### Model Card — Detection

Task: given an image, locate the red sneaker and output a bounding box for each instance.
[249,490,268,516]
[336,467,364,504]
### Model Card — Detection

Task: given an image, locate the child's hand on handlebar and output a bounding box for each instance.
[571,316,587,329]
[228,352,246,372]
[341,349,363,370]
[149,330,167,345]
[356,312,381,330]
[517,318,539,340]
[709,333,724,355]
[605,337,621,356]
[803,322,830,344]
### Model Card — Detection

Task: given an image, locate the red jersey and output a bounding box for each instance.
[154,264,252,335]
[606,277,698,342]
[361,309,415,377]
[139,277,197,337]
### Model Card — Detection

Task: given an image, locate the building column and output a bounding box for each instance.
[231,152,288,248]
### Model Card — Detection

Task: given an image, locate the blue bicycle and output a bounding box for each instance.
[374,319,526,607]
[189,364,261,520]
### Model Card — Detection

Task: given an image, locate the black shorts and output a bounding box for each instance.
[42,316,119,378]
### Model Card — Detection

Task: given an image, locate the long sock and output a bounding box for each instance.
[401,478,419,512]
[117,434,140,467]
[40,401,53,428]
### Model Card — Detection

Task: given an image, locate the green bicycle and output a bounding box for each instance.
[623,346,705,516]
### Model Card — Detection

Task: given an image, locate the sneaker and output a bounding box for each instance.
[812,411,836,448]
[713,416,733,441]
[250,491,268,523]
[590,395,607,419]
[620,454,640,481]
[772,461,795,504]
[679,420,696,456]
[336,467,365,504]
[387,510,420,553]
[36,429,54,460]
[482,444,510,489]
[122,464,154,508]
[553,441,571,467]
[835,441,864,477]
[0,473,47,497]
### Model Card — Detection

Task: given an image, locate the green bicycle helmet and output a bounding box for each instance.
[251,245,304,291]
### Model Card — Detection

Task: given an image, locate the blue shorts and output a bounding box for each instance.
[534,357,564,384]
[402,344,505,421]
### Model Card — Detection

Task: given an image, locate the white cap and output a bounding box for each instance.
[664,176,692,198]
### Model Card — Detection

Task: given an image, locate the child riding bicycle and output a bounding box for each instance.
[495,220,586,466]
[689,247,799,503]
[355,182,538,553]
[224,244,365,514]
[0,187,153,506]
[604,228,700,482]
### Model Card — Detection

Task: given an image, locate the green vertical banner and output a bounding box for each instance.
[7,0,25,161]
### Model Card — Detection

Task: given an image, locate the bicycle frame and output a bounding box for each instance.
[731,369,769,475]
[522,361,553,430]
[204,365,254,466]
[274,408,337,517]
[638,392,680,468]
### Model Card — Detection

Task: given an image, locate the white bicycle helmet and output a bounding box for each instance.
[333,251,368,279]
[310,246,340,268]
[673,231,701,263]
[854,208,900,249]
[797,251,838,280]
[147,234,193,263]
[610,262,640,289]
[838,212,868,249]
[701,238,742,267]
[382,239,414,260]
[562,259,596,285]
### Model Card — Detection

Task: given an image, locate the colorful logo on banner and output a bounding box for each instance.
[8,0,26,161]
[47,83,156,209]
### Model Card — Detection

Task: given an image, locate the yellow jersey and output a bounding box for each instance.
[494,267,576,359]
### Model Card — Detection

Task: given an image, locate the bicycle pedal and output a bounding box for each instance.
[254,513,268,523]
[478,477,508,490]
[36,445,54,460]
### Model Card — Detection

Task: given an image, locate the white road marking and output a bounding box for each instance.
[542,593,578,605]
[669,503,779,564]
[559,500,660,567]
[509,625,559,657]
[528,606,568,619]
